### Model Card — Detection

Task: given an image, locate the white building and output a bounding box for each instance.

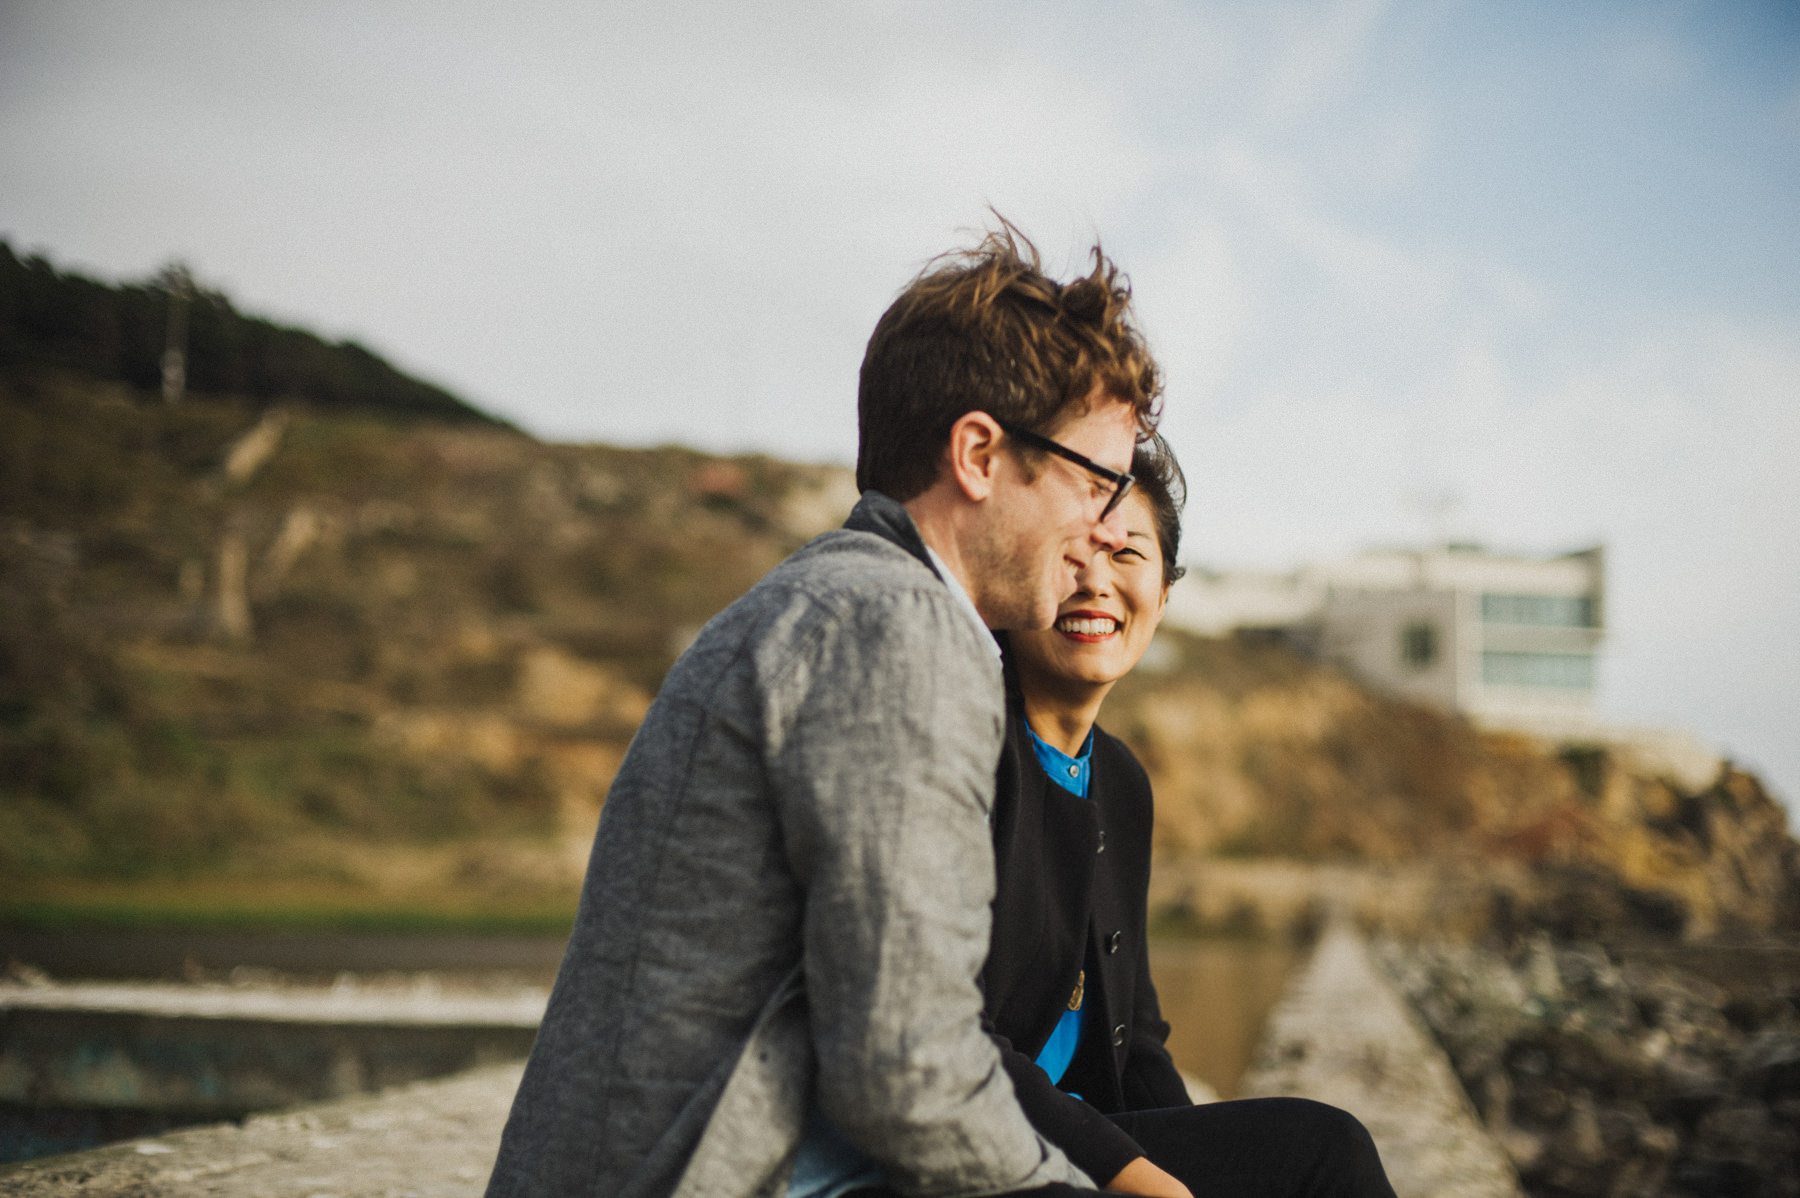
[1165,544,1607,734]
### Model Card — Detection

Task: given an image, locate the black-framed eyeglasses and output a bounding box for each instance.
[995,417,1136,521]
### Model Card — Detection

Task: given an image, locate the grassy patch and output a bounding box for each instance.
[0,878,578,935]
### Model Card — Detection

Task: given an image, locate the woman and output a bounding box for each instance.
[983,437,1395,1198]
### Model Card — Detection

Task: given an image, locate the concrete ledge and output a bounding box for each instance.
[0,979,548,1026]
[0,1061,523,1197]
[1,979,544,1115]
[1241,925,1524,1198]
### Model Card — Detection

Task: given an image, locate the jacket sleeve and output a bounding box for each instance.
[985,1015,1146,1186]
[770,587,1089,1197]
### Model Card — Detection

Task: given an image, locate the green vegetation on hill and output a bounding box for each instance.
[0,242,502,426]
[0,371,857,924]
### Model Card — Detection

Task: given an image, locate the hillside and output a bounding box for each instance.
[0,243,500,426]
[0,371,853,922]
[3,374,1795,938]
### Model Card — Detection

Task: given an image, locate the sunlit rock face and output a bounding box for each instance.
[1104,634,1800,941]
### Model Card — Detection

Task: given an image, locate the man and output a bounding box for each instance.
[486,225,1161,1198]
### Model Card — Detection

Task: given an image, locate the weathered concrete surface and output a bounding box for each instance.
[1,977,544,1115]
[1241,925,1525,1198]
[0,1061,523,1197]
[0,977,547,1026]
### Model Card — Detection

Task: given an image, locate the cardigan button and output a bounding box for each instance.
[1107,930,1123,955]
[1096,830,1106,854]
[1111,1024,1126,1048]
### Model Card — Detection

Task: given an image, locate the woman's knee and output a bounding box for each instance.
[1280,1098,1368,1136]
[1263,1099,1390,1194]
[1114,1098,1393,1198]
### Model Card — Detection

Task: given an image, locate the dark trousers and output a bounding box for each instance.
[979,1098,1396,1198]
[1107,1098,1396,1198]
[852,1097,1396,1198]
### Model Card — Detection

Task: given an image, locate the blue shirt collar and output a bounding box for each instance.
[1026,722,1093,798]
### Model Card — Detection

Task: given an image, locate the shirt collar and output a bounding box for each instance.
[1026,722,1094,798]
[925,546,1003,662]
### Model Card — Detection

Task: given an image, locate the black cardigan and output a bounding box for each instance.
[981,697,1192,1185]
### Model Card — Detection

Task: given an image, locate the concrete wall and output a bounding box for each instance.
[1241,926,1525,1198]
[1,1007,537,1115]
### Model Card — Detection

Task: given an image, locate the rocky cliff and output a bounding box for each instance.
[1102,637,1800,938]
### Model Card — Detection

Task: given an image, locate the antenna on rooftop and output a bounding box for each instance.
[157,261,193,405]
[1403,486,1464,548]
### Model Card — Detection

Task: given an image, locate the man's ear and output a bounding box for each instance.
[944,410,1005,502]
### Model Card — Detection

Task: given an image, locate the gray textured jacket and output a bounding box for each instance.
[486,492,1088,1198]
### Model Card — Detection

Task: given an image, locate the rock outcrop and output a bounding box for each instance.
[1382,937,1800,1196]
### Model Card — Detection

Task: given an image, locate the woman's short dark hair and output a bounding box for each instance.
[856,218,1162,501]
[1131,433,1187,587]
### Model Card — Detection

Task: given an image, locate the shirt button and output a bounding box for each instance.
[1111,1024,1126,1048]
[1067,763,1079,778]
[1096,830,1106,854]
[1107,930,1123,954]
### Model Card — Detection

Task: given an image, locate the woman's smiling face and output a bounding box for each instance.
[1009,488,1170,692]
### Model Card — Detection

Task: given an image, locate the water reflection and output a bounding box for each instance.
[1148,937,1303,1099]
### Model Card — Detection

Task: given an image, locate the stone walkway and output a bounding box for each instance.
[1241,925,1525,1198]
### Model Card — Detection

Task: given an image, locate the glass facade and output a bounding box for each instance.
[1481,593,1596,627]
[1482,651,1595,689]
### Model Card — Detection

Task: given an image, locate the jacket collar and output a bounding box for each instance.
[846,491,1003,662]
[843,490,941,581]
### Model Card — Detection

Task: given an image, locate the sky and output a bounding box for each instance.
[3,0,1797,809]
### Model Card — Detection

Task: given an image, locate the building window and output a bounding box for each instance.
[1400,622,1437,669]
[1482,651,1595,689]
[1481,593,1596,627]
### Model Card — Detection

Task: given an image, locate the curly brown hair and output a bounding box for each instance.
[856,218,1163,501]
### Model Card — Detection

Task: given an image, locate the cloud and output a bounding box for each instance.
[1,1,1156,456]
[1164,292,1800,801]
[3,0,1795,804]
[1255,0,1398,130]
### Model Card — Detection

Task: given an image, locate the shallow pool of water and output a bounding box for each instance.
[1148,937,1305,1099]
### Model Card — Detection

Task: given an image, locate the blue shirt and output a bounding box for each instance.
[1027,723,1092,801]
[1025,723,1092,1087]
[784,1108,885,1198]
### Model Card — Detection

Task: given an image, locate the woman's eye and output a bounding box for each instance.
[1114,547,1146,562]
